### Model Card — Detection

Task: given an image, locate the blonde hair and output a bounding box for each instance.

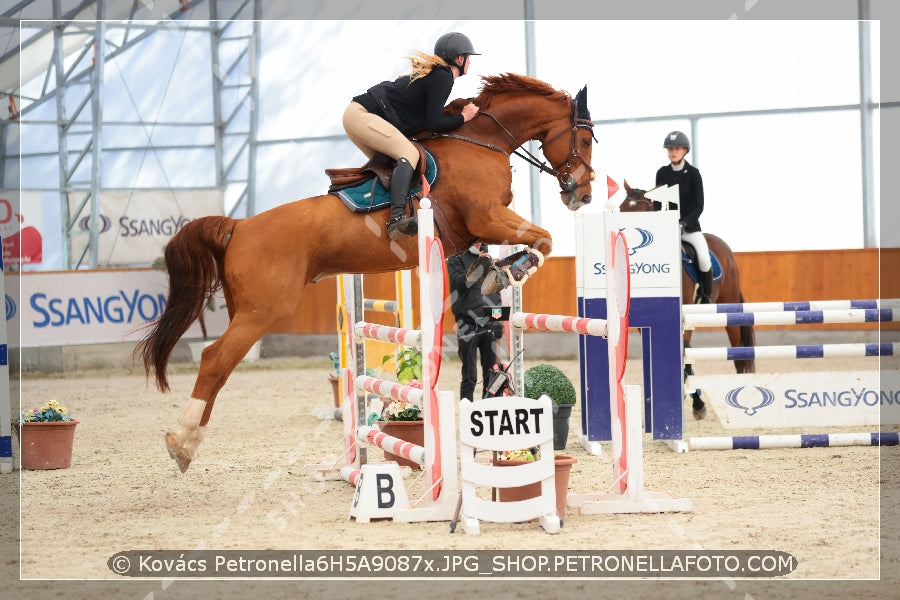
[406,51,451,82]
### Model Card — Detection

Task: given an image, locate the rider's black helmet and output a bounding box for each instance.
[434,32,480,62]
[663,130,691,151]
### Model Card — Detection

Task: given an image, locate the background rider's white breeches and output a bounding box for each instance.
[682,230,712,272]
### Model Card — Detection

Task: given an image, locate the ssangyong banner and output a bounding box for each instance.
[690,371,900,427]
[0,190,43,266]
[4,269,229,348]
[67,189,222,266]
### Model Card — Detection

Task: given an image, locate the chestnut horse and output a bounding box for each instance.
[619,182,755,418]
[138,74,596,471]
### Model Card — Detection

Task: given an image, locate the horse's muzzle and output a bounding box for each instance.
[563,192,592,211]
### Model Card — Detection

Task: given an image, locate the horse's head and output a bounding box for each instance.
[465,75,596,212]
[619,180,657,212]
[539,85,595,211]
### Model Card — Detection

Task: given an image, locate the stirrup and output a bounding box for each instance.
[386,215,417,240]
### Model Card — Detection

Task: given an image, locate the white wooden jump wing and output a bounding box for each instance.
[458,395,560,534]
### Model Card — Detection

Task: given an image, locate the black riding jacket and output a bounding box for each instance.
[655,159,704,233]
[353,66,464,136]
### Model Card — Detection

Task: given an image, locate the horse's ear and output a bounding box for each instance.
[575,86,590,121]
[624,179,632,192]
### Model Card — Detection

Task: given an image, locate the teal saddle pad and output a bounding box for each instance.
[333,150,439,213]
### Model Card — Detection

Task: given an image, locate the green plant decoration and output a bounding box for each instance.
[523,364,576,405]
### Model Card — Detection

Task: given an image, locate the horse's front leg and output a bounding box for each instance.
[466,206,554,293]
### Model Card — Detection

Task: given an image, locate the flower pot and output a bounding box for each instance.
[495,454,578,524]
[327,375,341,408]
[13,421,80,470]
[552,404,573,450]
[375,420,424,470]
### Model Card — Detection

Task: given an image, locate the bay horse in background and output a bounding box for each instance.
[137,74,596,472]
[619,181,755,419]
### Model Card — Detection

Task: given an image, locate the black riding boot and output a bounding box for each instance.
[698,268,713,304]
[386,158,417,240]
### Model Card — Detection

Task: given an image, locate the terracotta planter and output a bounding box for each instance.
[495,454,578,523]
[327,375,341,408]
[375,420,424,470]
[13,421,80,470]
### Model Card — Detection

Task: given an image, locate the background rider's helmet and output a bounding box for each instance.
[434,32,480,62]
[663,130,691,151]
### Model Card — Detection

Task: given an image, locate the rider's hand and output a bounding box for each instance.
[461,102,480,122]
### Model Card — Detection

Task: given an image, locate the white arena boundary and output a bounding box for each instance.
[306,199,458,523]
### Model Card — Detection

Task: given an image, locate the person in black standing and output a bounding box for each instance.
[655,130,712,303]
[447,243,504,401]
[343,32,480,240]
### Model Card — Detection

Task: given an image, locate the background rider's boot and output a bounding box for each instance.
[386,158,416,240]
[698,268,713,304]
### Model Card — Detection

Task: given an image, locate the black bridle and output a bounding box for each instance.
[413,96,596,195]
[480,98,596,194]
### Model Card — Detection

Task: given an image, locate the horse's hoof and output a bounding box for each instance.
[481,267,509,295]
[690,392,706,420]
[466,254,492,283]
[165,431,192,473]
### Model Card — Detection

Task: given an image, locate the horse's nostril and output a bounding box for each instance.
[582,194,592,204]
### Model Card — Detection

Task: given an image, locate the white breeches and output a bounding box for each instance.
[682,230,711,272]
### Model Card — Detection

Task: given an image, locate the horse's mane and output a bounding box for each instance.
[445,73,570,113]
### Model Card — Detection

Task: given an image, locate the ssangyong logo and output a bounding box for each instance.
[620,227,653,255]
[5,293,15,321]
[725,385,776,416]
[77,214,113,233]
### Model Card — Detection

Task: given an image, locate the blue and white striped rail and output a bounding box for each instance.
[684,342,897,363]
[683,298,900,314]
[683,308,895,329]
[689,432,899,451]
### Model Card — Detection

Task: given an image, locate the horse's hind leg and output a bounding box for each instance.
[683,330,706,419]
[165,316,269,472]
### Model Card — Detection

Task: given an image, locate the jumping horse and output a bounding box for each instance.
[138,74,596,471]
[619,182,755,418]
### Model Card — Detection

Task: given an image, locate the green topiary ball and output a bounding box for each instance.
[523,364,576,405]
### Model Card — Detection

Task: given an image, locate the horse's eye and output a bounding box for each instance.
[580,137,591,148]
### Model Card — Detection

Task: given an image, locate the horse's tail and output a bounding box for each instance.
[136,216,236,392]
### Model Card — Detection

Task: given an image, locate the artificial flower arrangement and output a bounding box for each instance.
[20,399,74,422]
[380,380,424,421]
[496,446,541,462]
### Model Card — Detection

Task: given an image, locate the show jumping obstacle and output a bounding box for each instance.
[510,218,691,515]
[683,297,899,451]
[307,200,458,523]
[573,201,899,454]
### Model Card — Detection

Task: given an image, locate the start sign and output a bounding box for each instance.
[459,396,553,452]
